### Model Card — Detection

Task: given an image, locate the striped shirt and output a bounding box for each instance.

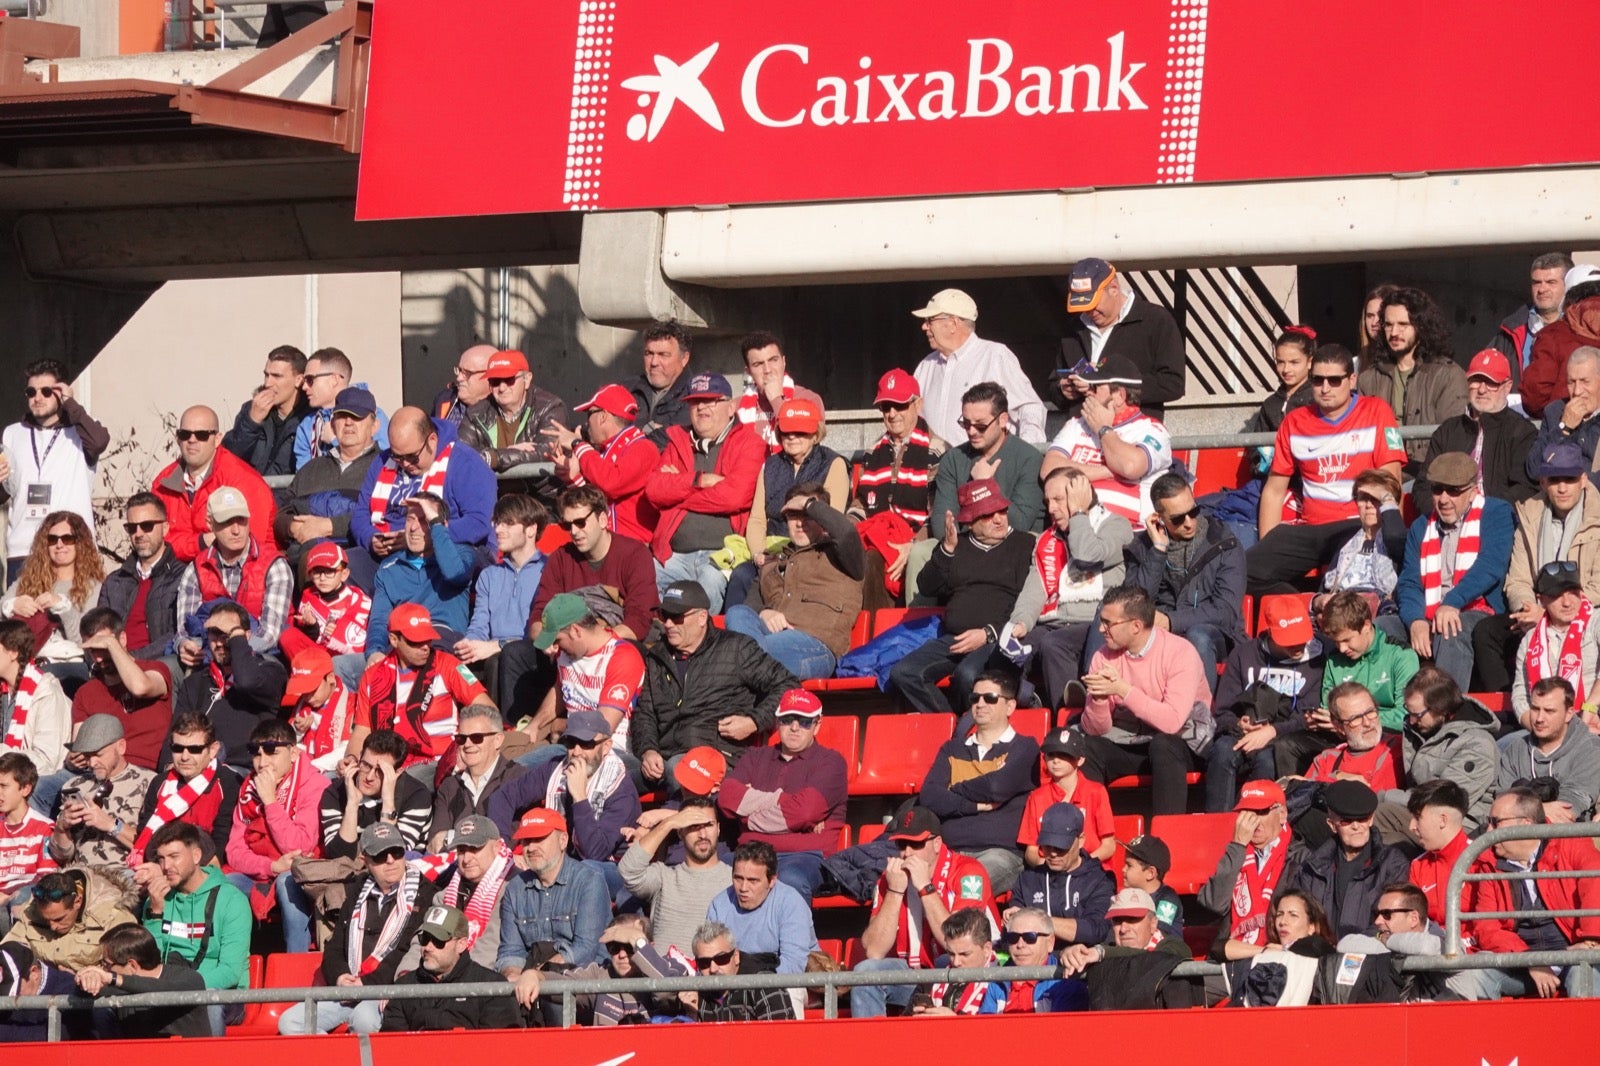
[0,808,57,893]
[1046,409,1172,523]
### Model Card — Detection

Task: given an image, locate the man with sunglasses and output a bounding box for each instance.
[911,288,1046,446]
[716,688,847,903]
[456,349,567,497]
[98,493,185,664]
[275,387,383,576]
[978,906,1084,1013]
[174,487,294,666]
[130,712,238,869]
[686,920,796,1021]
[429,707,527,846]
[220,344,309,478]
[381,904,523,1033]
[1,358,107,581]
[294,347,392,471]
[151,405,277,564]
[926,381,1044,546]
[1394,451,1513,690]
[1412,350,1538,517]
[1010,802,1112,950]
[564,913,694,1024]
[528,485,658,644]
[281,821,435,1035]
[352,406,496,566]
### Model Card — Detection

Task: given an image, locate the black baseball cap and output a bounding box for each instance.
[886,806,941,843]
[1122,834,1171,878]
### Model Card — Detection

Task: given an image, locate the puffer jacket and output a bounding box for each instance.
[457,387,569,470]
[1284,836,1411,940]
[1124,518,1247,639]
[1521,294,1600,417]
[97,548,187,659]
[1506,482,1600,613]
[2,866,138,972]
[632,625,798,765]
[750,499,865,657]
[1356,358,1469,463]
[1391,696,1500,831]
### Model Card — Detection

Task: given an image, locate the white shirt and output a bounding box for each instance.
[1080,284,1138,363]
[914,333,1047,445]
[1045,411,1172,523]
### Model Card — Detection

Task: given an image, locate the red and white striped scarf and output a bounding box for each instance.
[930,969,995,1014]
[1418,493,1490,621]
[347,865,424,977]
[368,442,454,533]
[237,752,305,826]
[1230,826,1292,946]
[129,758,220,866]
[297,680,355,761]
[1,663,44,752]
[856,424,935,527]
[298,584,371,656]
[1526,597,1593,707]
[436,842,514,949]
[735,376,797,448]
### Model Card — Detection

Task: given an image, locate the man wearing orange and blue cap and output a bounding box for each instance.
[1052,258,1186,423]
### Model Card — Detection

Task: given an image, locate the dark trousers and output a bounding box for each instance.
[1025,622,1093,710]
[1471,613,1521,692]
[494,639,557,725]
[1273,729,1336,777]
[1204,739,1276,812]
[1081,733,1194,815]
[1246,520,1360,595]
[890,634,1004,714]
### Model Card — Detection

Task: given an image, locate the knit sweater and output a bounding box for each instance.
[920,528,1034,635]
[920,727,1041,851]
[1082,628,1210,742]
[616,846,733,956]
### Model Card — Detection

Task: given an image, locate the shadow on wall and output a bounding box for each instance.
[93,407,181,563]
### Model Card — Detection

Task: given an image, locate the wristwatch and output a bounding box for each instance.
[917,884,938,898]
[111,817,125,836]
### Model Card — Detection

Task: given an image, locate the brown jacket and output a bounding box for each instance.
[1506,481,1600,612]
[1,867,138,972]
[1356,358,1469,462]
[751,500,866,657]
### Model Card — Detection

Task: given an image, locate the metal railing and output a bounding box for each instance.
[1442,821,1600,957]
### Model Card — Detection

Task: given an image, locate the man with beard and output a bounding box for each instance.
[1357,287,1469,466]
[97,493,185,663]
[617,797,732,955]
[380,905,523,1032]
[1,359,107,579]
[71,607,172,772]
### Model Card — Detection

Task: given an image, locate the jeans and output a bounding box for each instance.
[1179,622,1230,696]
[279,999,384,1035]
[848,957,913,1018]
[775,851,826,903]
[655,551,729,614]
[1024,622,1092,711]
[331,653,366,693]
[1449,964,1599,1000]
[226,870,315,953]
[723,605,838,680]
[29,768,74,817]
[723,561,760,612]
[583,857,634,910]
[1427,609,1490,693]
[1204,739,1276,812]
[889,634,1003,714]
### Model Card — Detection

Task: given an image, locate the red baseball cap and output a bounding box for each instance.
[1258,594,1312,646]
[674,746,727,796]
[874,369,919,406]
[513,807,568,841]
[1466,349,1511,385]
[388,604,439,645]
[281,646,334,705]
[486,350,529,376]
[773,398,822,435]
[575,383,640,420]
[776,688,824,719]
[305,541,348,572]
[1235,779,1287,811]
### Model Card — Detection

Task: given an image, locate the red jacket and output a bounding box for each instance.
[642,422,764,564]
[1468,836,1600,953]
[1521,295,1600,417]
[570,426,659,544]
[152,448,279,562]
[193,538,283,620]
[1410,829,1472,927]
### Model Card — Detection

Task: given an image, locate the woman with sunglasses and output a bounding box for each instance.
[2,511,103,694]
[1313,469,1406,625]
[560,914,695,1024]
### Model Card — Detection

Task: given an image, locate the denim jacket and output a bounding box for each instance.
[494,857,612,971]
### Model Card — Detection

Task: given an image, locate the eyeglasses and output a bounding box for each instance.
[356,760,386,775]
[1374,908,1416,920]
[559,510,596,530]
[418,933,450,949]
[969,692,1006,706]
[123,520,165,534]
[390,445,427,466]
[45,533,74,546]
[35,883,79,903]
[175,429,216,442]
[453,732,494,746]
[999,930,1050,947]
[1427,482,1474,498]
[171,743,210,755]
[656,609,690,624]
[453,366,486,380]
[247,741,289,757]
[956,417,996,434]
[23,386,58,399]
[1161,505,1202,526]
[561,736,602,750]
[694,949,736,969]
[1098,615,1134,629]
[1335,707,1379,727]
[605,941,638,956]
[487,376,519,389]
[367,848,406,864]
[1485,815,1531,829]
[1309,374,1349,387]
[776,715,817,728]
[876,401,912,413]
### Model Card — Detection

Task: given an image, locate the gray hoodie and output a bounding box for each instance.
[1496,721,1600,819]
[1385,697,1500,830]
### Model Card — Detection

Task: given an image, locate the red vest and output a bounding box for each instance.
[193,539,280,618]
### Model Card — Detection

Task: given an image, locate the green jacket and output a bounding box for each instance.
[1321,631,1420,732]
[142,865,251,990]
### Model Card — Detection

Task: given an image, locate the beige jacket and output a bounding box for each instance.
[1,866,139,972]
[1506,482,1600,612]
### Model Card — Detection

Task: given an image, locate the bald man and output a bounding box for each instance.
[435,344,497,426]
[151,405,278,562]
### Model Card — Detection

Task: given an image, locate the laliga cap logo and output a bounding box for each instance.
[623,43,725,142]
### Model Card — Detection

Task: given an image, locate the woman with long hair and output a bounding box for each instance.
[1356,283,1399,367]
[1224,890,1338,1007]
[1,510,104,691]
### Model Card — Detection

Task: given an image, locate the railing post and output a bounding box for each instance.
[823,978,838,1020]
[47,1000,60,1042]
[306,993,318,1033]
[560,988,576,1028]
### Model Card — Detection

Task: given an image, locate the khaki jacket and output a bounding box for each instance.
[1,867,138,972]
[1356,358,1469,462]
[1507,482,1600,612]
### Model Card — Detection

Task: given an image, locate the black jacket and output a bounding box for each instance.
[920,731,1040,854]
[223,396,310,478]
[1124,519,1246,640]
[920,528,1034,636]
[380,955,524,1032]
[172,636,288,773]
[1413,407,1538,515]
[98,547,187,660]
[1284,835,1411,940]
[321,877,439,985]
[273,444,379,547]
[1213,637,1326,737]
[624,371,694,448]
[108,955,213,1039]
[1054,295,1187,421]
[633,625,798,764]
[1012,857,1114,946]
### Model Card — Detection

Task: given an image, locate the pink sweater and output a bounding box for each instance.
[224,751,330,882]
[1082,628,1211,739]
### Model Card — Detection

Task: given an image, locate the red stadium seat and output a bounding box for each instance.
[852,713,955,795]
[230,954,267,1032]
[1010,707,1050,744]
[1150,812,1239,895]
[227,952,322,1036]
[1188,447,1250,497]
[1106,772,1203,789]
[1471,691,1508,713]
[1182,924,1219,960]
[817,938,844,965]
[870,606,944,634]
[848,611,873,650]
[857,822,886,845]
[1107,814,1145,889]
[1240,594,1255,637]
[844,938,869,968]
[768,715,860,784]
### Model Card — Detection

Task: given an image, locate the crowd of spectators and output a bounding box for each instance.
[2,254,1600,1036]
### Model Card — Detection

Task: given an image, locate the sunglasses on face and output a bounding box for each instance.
[123,520,165,534]
[877,401,912,413]
[999,930,1049,947]
[203,628,239,642]
[775,715,817,728]
[957,418,996,434]
[35,883,78,903]
[969,691,1006,706]
[561,736,602,750]
[1427,482,1474,498]
[1374,908,1415,920]
[391,446,427,466]
[175,428,216,442]
[1309,374,1349,387]
[368,848,406,864]
[694,949,736,969]
[1161,505,1202,526]
[656,610,690,624]
[248,742,289,757]
[45,533,74,546]
[559,511,596,531]
[487,376,519,389]
[170,743,210,756]
[605,940,638,956]
[418,933,450,949]
[1547,475,1582,486]
[23,386,58,399]
[453,732,495,746]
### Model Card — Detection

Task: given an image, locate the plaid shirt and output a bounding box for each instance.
[699,986,796,1022]
[175,553,295,654]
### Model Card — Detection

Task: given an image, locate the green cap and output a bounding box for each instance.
[533,593,590,650]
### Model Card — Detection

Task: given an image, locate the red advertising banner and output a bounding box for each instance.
[356,1,1600,220]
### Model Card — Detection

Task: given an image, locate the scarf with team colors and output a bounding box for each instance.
[298,680,354,761]
[1,664,44,752]
[368,442,454,532]
[436,842,514,949]
[298,584,371,656]
[347,864,424,977]
[1526,597,1593,707]
[1418,493,1491,621]
[930,972,995,1014]
[129,758,220,866]
[736,376,797,447]
[856,422,936,526]
[1230,825,1292,946]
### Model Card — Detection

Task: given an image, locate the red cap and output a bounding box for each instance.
[1235,779,1287,811]
[1466,349,1511,385]
[777,688,824,719]
[575,383,640,420]
[281,646,334,705]
[956,478,1009,524]
[513,807,568,841]
[674,746,727,796]
[773,398,822,435]
[388,604,439,645]
[486,349,529,376]
[874,369,920,405]
[1259,594,1312,646]
[305,541,348,572]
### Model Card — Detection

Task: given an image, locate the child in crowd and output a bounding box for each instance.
[0,752,57,929]
[283,541,371,691]
[1120,833,1184,938]
[1018,728,1114,865]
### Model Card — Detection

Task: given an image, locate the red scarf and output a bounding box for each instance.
[1035,528,1069,616]
[0,663,42,752]
[1526,598,1593,707]
[237,755,309,917]
[1418,493,1490,620]
[437,842,514,949]
[298,584,371,656]
[129,758,219,866]
[368,442,453,533]
[1230,826,1291,945]
[297,680,354,761]
[930,969,995,1014]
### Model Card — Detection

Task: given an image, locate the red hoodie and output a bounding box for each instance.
[1521,295,1600,417]
[1410,829,1471,927]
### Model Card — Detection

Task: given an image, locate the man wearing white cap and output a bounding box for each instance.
[910,288,1046,446]
[173,486,294,665]
[1523,262,1600,417]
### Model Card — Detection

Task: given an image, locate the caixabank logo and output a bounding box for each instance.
[559,0,1210,210]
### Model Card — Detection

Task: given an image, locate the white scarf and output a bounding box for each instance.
[544,750,628,815]
[346,866,423,977]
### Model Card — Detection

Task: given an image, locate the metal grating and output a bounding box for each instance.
[1125,266,1290,404]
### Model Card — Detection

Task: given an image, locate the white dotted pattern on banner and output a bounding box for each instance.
[1157,0,1208,184]
[563,1,616,210]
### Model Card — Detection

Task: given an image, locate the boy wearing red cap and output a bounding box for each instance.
[281,646,356,773]
[542,383,660,544]
[285,542,371,678]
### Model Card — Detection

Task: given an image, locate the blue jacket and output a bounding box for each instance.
[486,757,640,862]
[834,614,944,689]
[977,968,1087,1013]
[294,383,391,470]
[1011,858,1115,947]
[367,523,474,653]
[465,552,544,642]
[350,417,497,551]
[1395,497,1513,627]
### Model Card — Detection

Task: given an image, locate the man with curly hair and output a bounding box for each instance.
[1357,288,1468,466]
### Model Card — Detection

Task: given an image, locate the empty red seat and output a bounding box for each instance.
[870,606,944,634]
[1188,447,1250,497]
[817,938,844,965]
[1182,924,1219,960]
[851,713,955,795]
[227,951,322,1036]
[1150,812,1239,895]
[857,822,886,845]
[844,938,869,968]
[1240,594,1256,637]
[1470,691,1509,713]
[848,611,873,650]
[1107,813,1145,888]
[1011,706,1051,744]
[1107,772,1203,789]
